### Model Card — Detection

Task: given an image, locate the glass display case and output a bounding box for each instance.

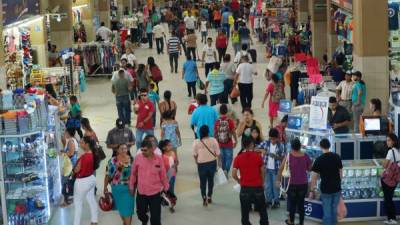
[0,132,51,225]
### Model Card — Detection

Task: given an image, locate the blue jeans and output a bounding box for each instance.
[222,24,230,39]
[265,169,279,204]
[136,128,154,150]
[197,160,217,199]
[169,176,176,195]
[321,192,341,225]
[220,147,233,172]
[116,95,131,126]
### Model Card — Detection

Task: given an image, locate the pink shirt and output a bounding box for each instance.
[193,137,221,164]
[129,153,169,196]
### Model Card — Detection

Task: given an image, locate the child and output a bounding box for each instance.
[148,83,160,128]
[159,139,178,212]
[161,111,181,161]
[67,95,83,138]
[231,30,240,55]
[61,153,73,207]
[200,17,208,44]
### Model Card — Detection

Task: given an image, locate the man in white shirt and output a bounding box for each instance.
[234,44,253,64]
[336,72,354,112]
[234,55,257,111]
[184,12,196,31]
[121,48,137,67]
[152,23,166,54]
[111,59,133,82]
[96,22,112,42]
[201,37,218,77]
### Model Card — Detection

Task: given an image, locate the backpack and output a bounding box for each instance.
[216,118,232,144]
[150,66,163,82]
[382,149,400,187]
[271,82,285,103]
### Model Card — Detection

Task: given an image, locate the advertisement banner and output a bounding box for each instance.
[309,96,329,130]
[2,0,40,26]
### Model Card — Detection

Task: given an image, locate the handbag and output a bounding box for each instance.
[196,79,205,90]
[280,153,291,195]
[215,168,228,186]
[382,149,400,187]
[95,145,106,161]
[230,86,240,98]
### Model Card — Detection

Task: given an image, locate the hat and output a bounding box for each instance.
[345,70,353,75]
[353,71,362,78]
[116,118,125,128]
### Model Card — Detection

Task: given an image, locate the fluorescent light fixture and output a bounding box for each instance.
[3,15,44,33]
[56,15,61,22]
[72,4,89,10]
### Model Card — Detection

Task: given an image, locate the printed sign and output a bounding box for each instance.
[288,116,302,130]
[309,96,329,130]
[2,0,40,26]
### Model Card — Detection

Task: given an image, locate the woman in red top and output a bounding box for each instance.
[261,74,284,128]
[73,137,99,225]
[215,29,228,63]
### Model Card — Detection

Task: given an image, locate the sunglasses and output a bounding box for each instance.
[140,93,148,97]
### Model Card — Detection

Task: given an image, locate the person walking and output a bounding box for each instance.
[214,104,237,176]
[81,117,99,143]
[104,144,135,225]
[216,29,228,63]
[277,138,312,225]
[193,125,221,206]
[167,30,182,74]
[191,94,219,138]
[136,64,151,91]
[146,20,154,49]
[221,54,237,104]
[380,134,400,225]
[112,69,132,126]
[182,54,199,97]
[351,71,366,133]
[201,37,218,77]
[232,138,269,225]
[236,108,263,149]
[129,140,169,225]
[134,88,155,149]
[256,128,285,209]
[261,74,284,128]
[205,62,226,106]
[221,9,232,38]
[310,139,343,225]
[200,17,208,44]
[147,57,163,93]
[231,30,241,55]
[161,110,182,161]
[159,90,178,126]
[185,29,197,61]
[234,55,257,111]
[152,22,166,54]
[159,140,178,196]
[238,22,253,47]
[73,137,100,225]
[106,118,135,157]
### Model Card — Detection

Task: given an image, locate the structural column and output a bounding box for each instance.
[49,0,73,50]
[326,0,338,62]
[0,0,5,89]
[308,0,327,61]
[97,0,111,28]
[352,0,389,111]
[297,0,309,25]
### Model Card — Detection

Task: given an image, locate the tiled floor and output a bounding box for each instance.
[49,25,386,225]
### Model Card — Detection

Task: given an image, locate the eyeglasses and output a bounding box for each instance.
[140,94,148,97]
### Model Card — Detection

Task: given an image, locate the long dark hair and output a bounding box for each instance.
[137,64,146,76]
[80,117,93,132]
[200,125,209,140]
[147,56,157,69]
[82,136,100,170]
[387,133,400,149]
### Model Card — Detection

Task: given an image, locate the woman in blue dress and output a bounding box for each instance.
[104,144,135,225]
[161,110,182,162]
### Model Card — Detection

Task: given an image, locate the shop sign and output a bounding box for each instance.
[288,116,302,130]
[2,0,40,26]
[332,0,352,11]
[309,96,329,130]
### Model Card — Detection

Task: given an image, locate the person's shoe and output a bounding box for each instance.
[266,202,272,209]
[170,68,173,73]
[207,197,212,204]
[385,220,398,225]
[188,94,192,97]
[203,198,208,207]
[285,219,294,225]
[271,202,280,209]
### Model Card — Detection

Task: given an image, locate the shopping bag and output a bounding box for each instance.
[233,183,241,193]
[196,79,205,90]
[230,86,240,98]
[267,56,282,74]
[215,168,228,186]
[337,196,347,221]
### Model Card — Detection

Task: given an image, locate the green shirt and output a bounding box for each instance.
[351,81,366,106]
[70,103,81,117]
[113,77,130,97]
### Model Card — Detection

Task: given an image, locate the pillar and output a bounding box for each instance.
[352,0,389,111]
[297,0,309,25]
[0,0,5,89]
[97,0,111,28]
[73,0,96,42]
[308,0,327,61]
[326,0,338,62]
[49,0,73,50]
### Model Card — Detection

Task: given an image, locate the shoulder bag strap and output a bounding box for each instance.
[392,149,397,163]
[200,139,217,158]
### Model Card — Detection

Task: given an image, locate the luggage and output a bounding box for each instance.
[247,49,257,63]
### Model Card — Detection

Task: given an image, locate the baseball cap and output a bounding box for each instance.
[116,118,125,129]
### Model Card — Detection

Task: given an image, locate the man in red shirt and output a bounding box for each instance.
[214,104,237,177]
[134,88,155,150]
[232,138,269,225]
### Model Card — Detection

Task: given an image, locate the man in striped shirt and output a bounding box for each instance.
[167,30,182,73]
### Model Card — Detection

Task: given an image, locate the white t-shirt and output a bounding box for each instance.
[200,21,208,32]
[267,143,277,170]
[386,148,400,164]
[254,17,261,29]
[137,12,144,24]
[336,80,354,101]
[121,53,137,66]
[111,69,133,82]
[184,16,196,30]
[96,26,112,42]
[203,45,216,63]
[153,25,165,38]
[234,50,253,64]
[236,63,257,84]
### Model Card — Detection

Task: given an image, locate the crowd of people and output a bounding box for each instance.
[54,1,400,225]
